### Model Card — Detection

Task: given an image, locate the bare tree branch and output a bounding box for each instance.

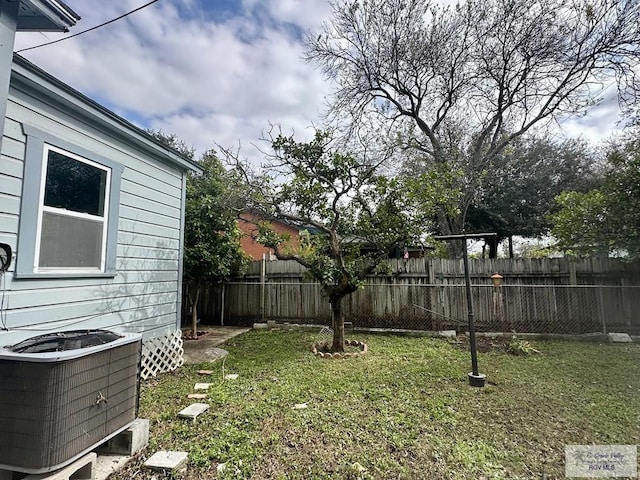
[306,0,640,247]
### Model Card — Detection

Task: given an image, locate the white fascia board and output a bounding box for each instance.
[18,0,80,32]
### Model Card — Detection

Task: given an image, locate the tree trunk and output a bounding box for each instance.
[487,237,498,259]
[330,296,345,353]
[436,209,465,258]
[190,284,201,339]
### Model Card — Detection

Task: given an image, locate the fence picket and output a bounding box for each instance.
[185,258,640,335]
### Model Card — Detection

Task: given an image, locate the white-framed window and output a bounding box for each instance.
[16,125,123,279]
[35,145,111,272]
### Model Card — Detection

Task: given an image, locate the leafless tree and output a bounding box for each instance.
[306,0,640,250]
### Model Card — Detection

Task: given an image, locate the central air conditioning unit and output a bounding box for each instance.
[0,330,141,474]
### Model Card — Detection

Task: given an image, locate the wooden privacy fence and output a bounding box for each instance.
[186,258,640,335]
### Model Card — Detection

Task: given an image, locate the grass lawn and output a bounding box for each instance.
[114,331,640,479]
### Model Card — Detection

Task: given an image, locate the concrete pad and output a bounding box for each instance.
[23,453,96,480]
[607,332,633,343]
[184,347,228,365]
[144,451,188,471]
[95,455,130,480]
[178,403,209,421]
[97,419,149,456]
[182,326,249,365]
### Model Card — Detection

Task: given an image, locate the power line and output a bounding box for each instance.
[16,0,161,53]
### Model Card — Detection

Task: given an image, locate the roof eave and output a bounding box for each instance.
[17,0,81,32]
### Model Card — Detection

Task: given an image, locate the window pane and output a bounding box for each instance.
[39,211,103,269]
[44,150,107,216]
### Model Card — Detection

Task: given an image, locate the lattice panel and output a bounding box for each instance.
[140,329,184,380]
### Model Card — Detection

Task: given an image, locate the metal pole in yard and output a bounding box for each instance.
[435,232,496,388]
[462,240,481,382]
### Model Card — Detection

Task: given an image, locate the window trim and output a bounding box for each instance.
[16,125,123,279]
[35,144,112,273]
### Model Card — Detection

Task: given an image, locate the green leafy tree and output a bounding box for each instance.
[228,130,448,352]
[306,0,640,255]
[465,136,598,257]
[551,190,610,257]
[184,151,248,337]
[552,132,640,259]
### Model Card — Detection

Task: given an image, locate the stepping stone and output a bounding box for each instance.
[224,374,239,380]
[197,370,214,374]
[607,332,633,343]
[203,347,228,362]
[144,451,188,472]
[439,330,457,338]
[178,403,209,421]
[188,393,207,399]
[194,383,212,390]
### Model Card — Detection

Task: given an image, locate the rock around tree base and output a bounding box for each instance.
[312,339,368,359]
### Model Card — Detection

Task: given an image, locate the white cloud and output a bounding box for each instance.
[556,87,627,144]
[256,0,334,30]
[13,0,627,164]
[14,0,333,159]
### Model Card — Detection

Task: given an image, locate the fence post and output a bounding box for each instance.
[491,273,505,331]
[428,258,437,330]
[599,287,607,335]
[568,260,577,285]
[260,254,266,322]
[220,283,225,326]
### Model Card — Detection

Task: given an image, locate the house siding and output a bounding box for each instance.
[0,78,186,346]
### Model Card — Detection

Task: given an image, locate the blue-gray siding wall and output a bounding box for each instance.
[0,83,186,345]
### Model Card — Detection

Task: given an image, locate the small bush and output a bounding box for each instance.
[507,336,540,356]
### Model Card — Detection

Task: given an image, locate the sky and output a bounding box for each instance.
[13,0,626,161]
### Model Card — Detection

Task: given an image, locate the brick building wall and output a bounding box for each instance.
[237,212,300,260]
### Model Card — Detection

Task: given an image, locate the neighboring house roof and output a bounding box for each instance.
[16,0,80,32]
[11,54,202,174]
